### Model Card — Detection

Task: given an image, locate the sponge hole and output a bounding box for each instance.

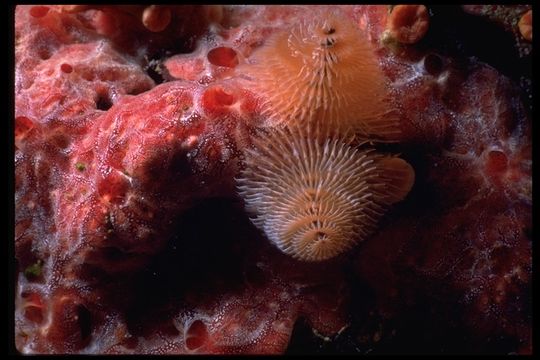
[207,47,239,68]
[30,6,50,18]
[185,320,208,350]
[77,305,92,343]
[95,91,113,111]
[423,53,444,76]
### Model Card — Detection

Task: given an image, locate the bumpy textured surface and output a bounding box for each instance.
[14,5,531,354]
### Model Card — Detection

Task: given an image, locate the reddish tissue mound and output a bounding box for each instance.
[15,5,531,354]
[358,67,531,349]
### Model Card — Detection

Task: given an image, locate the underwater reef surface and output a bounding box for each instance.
[14,5,531,354]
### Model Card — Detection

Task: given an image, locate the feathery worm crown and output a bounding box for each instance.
[237,126,414,262]
[241,9,400,141]
[237,9,415,261]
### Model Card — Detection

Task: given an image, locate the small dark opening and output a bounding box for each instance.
[96,92,113,111]
[324,27,335,35]
[423,53,444,76]
[315,231,326,241]
[145,63,165,85]
[77,304,92,342]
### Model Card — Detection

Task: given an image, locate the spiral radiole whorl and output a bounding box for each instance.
[236,126,406,261]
